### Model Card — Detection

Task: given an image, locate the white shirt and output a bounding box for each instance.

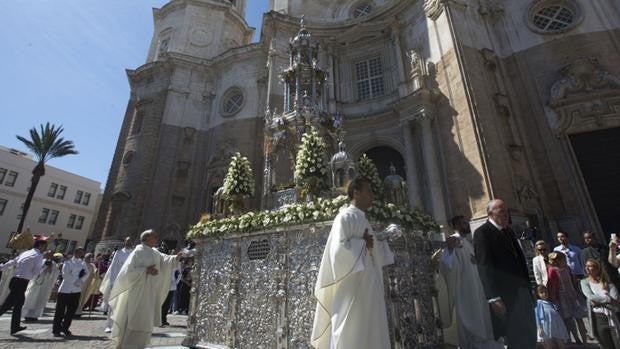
[58,257,90,294]
[439,231,468,269]
[588,281,611,314]
[488,217,503,230]
[0,248,44,280]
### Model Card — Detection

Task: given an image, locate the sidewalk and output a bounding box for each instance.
[0,302,188,348]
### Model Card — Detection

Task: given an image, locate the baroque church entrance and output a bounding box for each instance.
[364,146,406,180]
[570,127,620,234]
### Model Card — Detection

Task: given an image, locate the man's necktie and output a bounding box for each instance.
[502,227,518,257]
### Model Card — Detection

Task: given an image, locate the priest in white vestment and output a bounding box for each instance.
[437,216,502,349]
[76,253,101,316]
[311,178,394,349]
[23,251,59,320]
[100,237,133,332]
[0,263,16,305]
[109,230,181,349]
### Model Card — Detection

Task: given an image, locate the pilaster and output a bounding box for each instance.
[416,112,448,227]
[401,121,423,208]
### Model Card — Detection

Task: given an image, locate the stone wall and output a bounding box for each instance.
[184,222,441,349]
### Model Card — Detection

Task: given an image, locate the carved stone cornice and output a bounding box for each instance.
[493,93,511,117]
[423,0,467,20]
[548,58,620,136]
[423,0,445,20]
[478,0,504,21]
[550,58,620,105]
[480,48,498,72]
[393,88,437,121]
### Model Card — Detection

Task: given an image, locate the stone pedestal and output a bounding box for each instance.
[183,222,441,349]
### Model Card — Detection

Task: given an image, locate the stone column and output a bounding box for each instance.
[326,42,337,113]
[401,121,423,208]
[266,38,277,109]
[390,22,408,97]
[418,113,447,226]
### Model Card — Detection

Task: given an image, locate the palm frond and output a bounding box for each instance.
[16,122,77,164]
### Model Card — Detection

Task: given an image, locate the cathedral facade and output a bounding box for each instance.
[91,0,620,250]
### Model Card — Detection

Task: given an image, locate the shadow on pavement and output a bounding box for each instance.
[65,335,108,341]
[4,335,64,343]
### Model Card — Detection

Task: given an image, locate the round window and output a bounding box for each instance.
[527,1,582,34]
[352,3,373,18]
[122,151,134,165]
[221,88,245,117]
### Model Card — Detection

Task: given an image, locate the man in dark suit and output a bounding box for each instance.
[473,199,536,348]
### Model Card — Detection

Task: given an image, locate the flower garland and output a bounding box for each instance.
[223,152,255,211]
[294,127,328,197]
[355,154,383,197]
[186,195,438,240]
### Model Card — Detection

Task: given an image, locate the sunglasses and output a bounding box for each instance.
[537,248,547,252]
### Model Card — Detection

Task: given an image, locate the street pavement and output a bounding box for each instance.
[0,302,188,348]
[0,303,603,349]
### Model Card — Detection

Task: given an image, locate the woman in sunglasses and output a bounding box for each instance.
[534,240,550,286]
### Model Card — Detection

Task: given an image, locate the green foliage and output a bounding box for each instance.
[16,122,78,165]
[186,195,439,240]
[270,181,295,193]
[15,122,78,234]
[355,154,383,196]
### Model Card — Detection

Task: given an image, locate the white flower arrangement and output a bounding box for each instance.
[223,152,255,211]
[294,127,329,197]
[355,154,383,196]
[186,195,438,239]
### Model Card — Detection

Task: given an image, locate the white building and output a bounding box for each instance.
[0,146,101,256]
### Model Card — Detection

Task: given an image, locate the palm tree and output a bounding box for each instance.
[16,123,78,233]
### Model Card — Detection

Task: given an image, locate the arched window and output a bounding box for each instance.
[363,146,405,179]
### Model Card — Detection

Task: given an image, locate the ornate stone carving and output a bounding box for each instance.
[189,28,213,47]
[423,0,445,20]
[273,188,297,209]
[506,144,524,162]
[407,48,428,91]
[383,164,408,206]
[478,0,504,20]
[515,177,539,204]
[330,142,355,190]
[423,0,467,20]
[413,111,436,123]
[208,139,237,166]
[551,58,620,103]
[493,93,511,117]
[548,58,620,136]
[212,186,227,217]
[480,48,498,72]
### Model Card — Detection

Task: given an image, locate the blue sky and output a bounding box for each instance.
[0,0,269,189]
